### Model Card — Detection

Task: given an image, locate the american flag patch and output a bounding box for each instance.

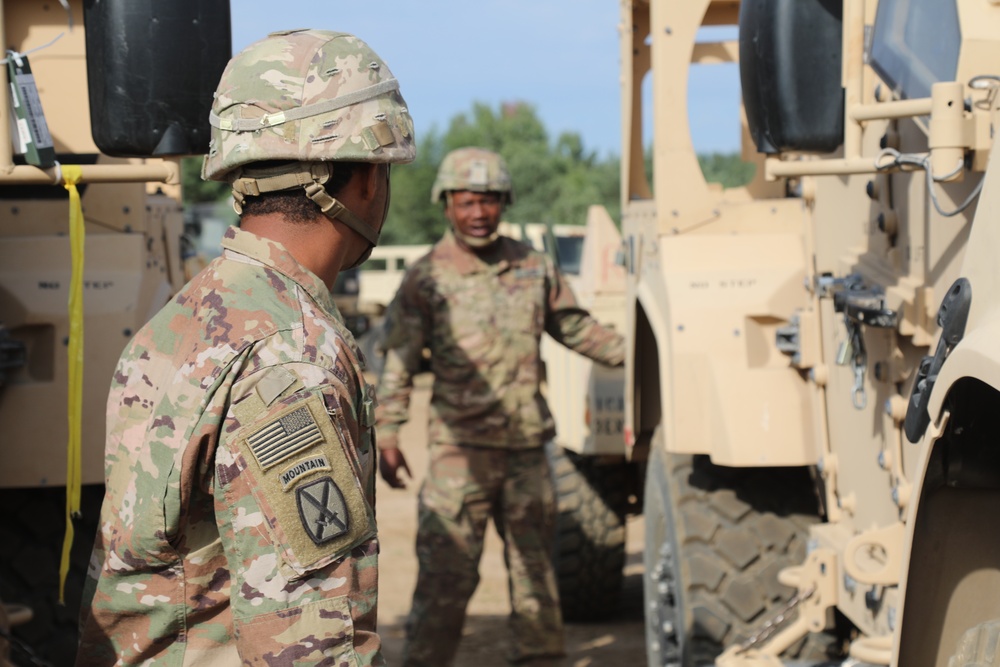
[247,406,324,469]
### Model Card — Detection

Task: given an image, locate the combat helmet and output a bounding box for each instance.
[431,147,514,204]
[202,29,415,247]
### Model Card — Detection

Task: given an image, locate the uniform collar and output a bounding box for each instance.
[220,226,338,316]
[435,229,519,276]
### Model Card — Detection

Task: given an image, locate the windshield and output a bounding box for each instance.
[869,0,960,100]
[550,236,584,276]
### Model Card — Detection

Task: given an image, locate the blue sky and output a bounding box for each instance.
[230,1,743,157]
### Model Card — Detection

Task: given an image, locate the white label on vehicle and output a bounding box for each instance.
[15,118,30,152]
[15,73,53,148]
[589,364,625,445]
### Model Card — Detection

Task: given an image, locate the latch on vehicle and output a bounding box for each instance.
[904,278,972,443]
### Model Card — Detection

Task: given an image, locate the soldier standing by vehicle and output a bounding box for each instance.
[76,29,414,665]
[376,147,625,667]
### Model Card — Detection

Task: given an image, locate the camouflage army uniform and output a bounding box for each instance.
[376,230,624,666]
[78,226,382,666]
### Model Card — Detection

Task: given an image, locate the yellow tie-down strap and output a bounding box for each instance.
[59,164,84,603]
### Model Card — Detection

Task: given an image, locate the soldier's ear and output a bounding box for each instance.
[358,163,383,204]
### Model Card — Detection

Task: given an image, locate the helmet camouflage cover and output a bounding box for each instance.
[202,29,415,182]
[431,147,514,204]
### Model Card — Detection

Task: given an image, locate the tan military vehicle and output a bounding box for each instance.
[620,0,1000,665]
[536,209,634,620]
[0,1,230,664]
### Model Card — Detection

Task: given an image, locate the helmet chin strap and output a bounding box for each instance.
[303,182,379,246]
[305,183,381,269]
[454,228,499,249]
[229,161,382,268]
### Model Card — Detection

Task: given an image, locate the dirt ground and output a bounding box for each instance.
[372,374,649,666]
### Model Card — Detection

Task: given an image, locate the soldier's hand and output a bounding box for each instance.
[379,446,412,489]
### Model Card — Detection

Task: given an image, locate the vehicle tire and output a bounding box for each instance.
[643,433,836,666]
[547,442,628,622]
[0,484,104,667]
[948,619,1000,667]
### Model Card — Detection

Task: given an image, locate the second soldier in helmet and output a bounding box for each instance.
[377,147,625,666]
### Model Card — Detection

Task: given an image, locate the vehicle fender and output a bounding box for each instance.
[627,277,674,451]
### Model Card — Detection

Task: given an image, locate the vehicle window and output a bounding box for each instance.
[869,0,960,101]
[554,236,584,276]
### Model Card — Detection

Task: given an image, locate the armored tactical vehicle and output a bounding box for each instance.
[618,0,1000,665]
[0,1,230,663]
[538,208,634,621]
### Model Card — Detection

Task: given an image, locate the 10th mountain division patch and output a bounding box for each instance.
[296,476,351,545]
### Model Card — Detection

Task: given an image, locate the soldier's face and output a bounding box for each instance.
[445,191,503,242]
[345,164,391,269]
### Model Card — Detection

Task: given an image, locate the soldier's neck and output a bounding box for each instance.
[454,234,502,261]
[241,213,350,291]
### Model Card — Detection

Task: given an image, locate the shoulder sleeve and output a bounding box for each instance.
[221,378,375,579]
[543,258,625,367]
[215,346,380,663]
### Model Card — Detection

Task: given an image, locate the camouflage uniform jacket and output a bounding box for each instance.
[376,231,624,450]
[78,226,383,666]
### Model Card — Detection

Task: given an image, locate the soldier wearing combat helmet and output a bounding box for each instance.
[376,147,624,666]
[430,146,514,247]
[77,29,413,666]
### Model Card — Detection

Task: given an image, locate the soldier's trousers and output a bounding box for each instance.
[402,443,565,667]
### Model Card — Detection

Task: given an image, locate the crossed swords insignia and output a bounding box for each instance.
[296,477,350,545]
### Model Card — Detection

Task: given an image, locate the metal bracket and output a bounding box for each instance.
[819,273,899,330]
[717,549,838,666]
[843,523,905,586]
[775,313,801,364]
[820,274,900,409]
[815,273,858,299]
[833,278,898,330]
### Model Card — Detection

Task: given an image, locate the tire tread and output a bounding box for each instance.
[548,444,628,622]
[645,448,839,666]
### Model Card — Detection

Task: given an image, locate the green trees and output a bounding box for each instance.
[182,101,756,246]
[181,157,230,203]
[697,152,756,189]
[381,101,621,246]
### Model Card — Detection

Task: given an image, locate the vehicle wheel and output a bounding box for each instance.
[547,442,628,621]
[948,619,1000,667]
[643,433,836,666]
[0,484,104,667]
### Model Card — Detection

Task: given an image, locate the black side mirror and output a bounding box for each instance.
[83,0,232,157]
[739,0,844,154]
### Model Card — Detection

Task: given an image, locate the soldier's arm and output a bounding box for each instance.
[216,358,382,665]
[543,257,625,367]
[374,270,430,451]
